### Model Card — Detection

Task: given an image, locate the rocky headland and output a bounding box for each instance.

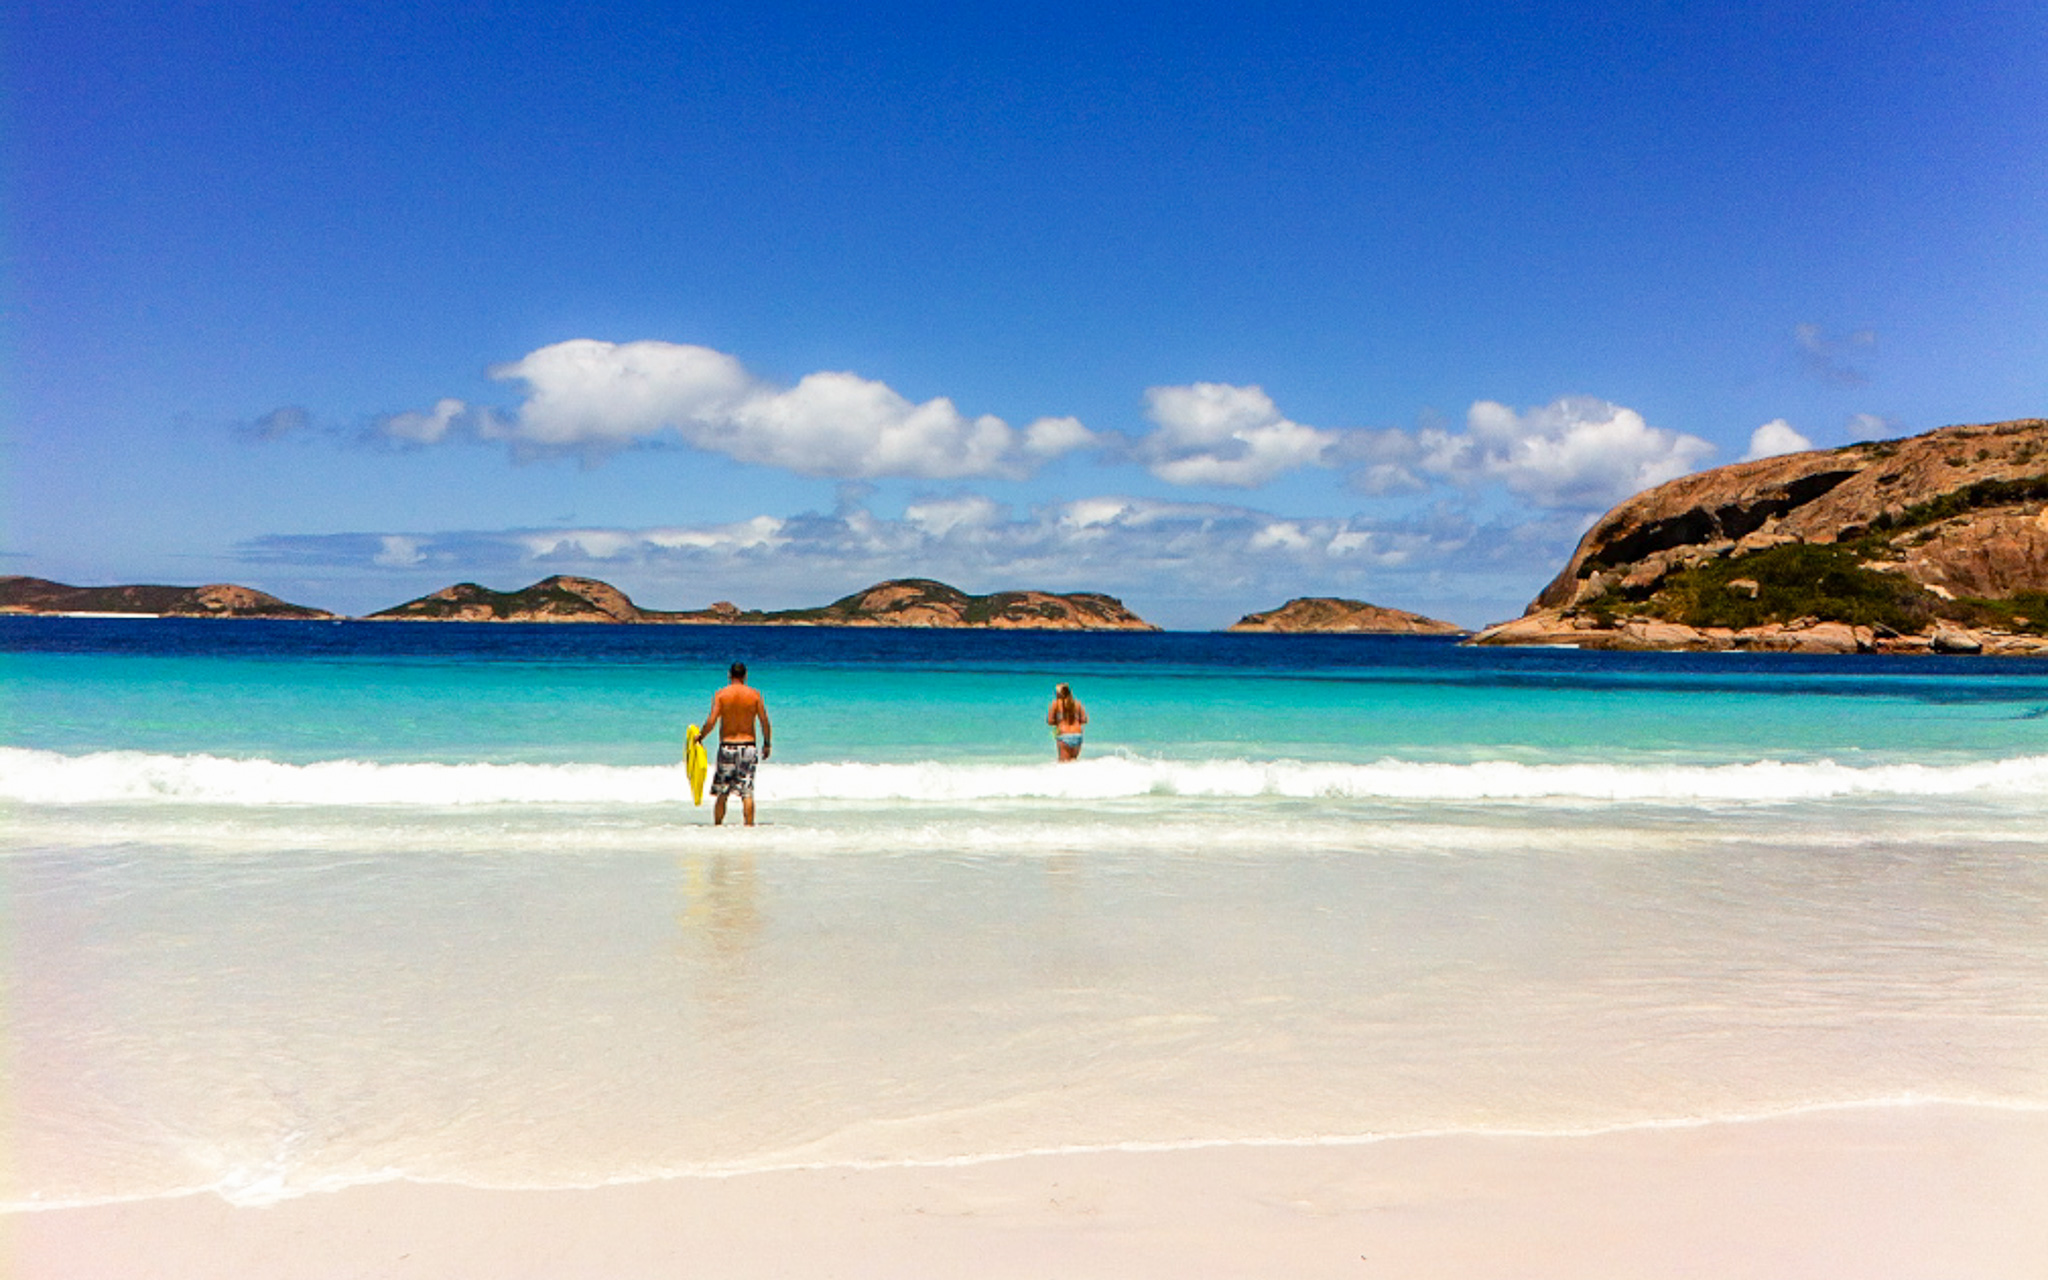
[0,576,336,619]
[1228,597,1466,635]
[369,576,1158,630]
[1470,417,2048,655]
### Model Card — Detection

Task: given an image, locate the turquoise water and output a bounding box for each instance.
[5,620,2047,1208]
[10,627,2048,767]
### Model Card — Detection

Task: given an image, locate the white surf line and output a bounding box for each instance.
[662,1093,2048,1181]
[11,747,2048,807]
[7,1094,2040,1212]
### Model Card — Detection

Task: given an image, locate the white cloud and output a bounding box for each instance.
[372,535,427,567]
[1350,460,1430,496]
[494,340,753,448]
[641,517,787,553]
[524,518,790,561]
[1022,415,1098,458]
[1743,418,1814,460]
[1138,383,1338,487]
[517,529,644,561]
[1059,497,1141,530]
[724,370,1019,477]
[904,494,1004,538]
[1133,387,1707,511]
[378,397,476,445]
[1248,521,1314,552]
[376,340,1096,480]
[1367,396,1713,510]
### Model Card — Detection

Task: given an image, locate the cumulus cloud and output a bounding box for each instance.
[1130,389,1709,509]
[1137,383,1338,487]
[903,494,1005,538]
[1022,415,1098,458]
[374,339,1096,480]
[1743,418,1814,460]
[1353,397,1713,510]
[1795,323,1876,386]
[376,397,489,445]
[519,516,789,562]
[372,535,427,567]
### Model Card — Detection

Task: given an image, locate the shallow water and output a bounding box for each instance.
[5,620,2046,1207]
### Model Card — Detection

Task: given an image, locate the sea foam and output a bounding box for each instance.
[6,746,2048,807]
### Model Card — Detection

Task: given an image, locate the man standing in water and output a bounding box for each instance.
[1046,682,1087,762]
[700,662,772,826]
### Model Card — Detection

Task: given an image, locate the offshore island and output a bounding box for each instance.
[1227,597,1465,635]
[0,572,1465,634]
[0,574,1166,631]
[365,576,1160,630]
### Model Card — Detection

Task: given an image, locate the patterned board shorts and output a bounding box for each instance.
[711,742,759,797]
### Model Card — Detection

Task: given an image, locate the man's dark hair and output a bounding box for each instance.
[730,661,747,680]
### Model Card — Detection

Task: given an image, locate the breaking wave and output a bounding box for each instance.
[6,746,2048,807]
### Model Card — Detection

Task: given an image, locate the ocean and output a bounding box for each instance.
[4,619,2045,1210]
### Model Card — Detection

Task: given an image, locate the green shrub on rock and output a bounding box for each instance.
[1648,542,1934,632]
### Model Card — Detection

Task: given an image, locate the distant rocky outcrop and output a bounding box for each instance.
[1227,597,1465,635]
[368,576,657,622]
[755,579,1157,630]
[370,576,1159,630]
[1469,418,2048,655]
[0,576,336,619]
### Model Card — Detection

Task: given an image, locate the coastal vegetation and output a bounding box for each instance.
[1619,540,2048,638]
[1634,543,1932,633]
[1863,473,2048,538]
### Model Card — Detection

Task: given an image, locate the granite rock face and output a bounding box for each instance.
[0,576,337,619]
[1227,597,1465,635]
[1470,418,2048,654]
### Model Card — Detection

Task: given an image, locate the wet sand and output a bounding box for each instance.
[13,1104,2044,1279]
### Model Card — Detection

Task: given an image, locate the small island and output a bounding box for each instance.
[1228,597,1465,635]
[369,576,1159,630]
[1,573,1158,630]
[366,576,665,623]
[0,576,336,619]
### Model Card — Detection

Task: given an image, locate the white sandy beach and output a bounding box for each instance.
[14,1105,2044,1280]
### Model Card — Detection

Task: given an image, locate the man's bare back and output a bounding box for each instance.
[707,683,768,744]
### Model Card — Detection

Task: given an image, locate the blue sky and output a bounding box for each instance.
[9,0,2044,627]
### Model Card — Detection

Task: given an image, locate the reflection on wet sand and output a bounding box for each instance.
[677,850,763,1026]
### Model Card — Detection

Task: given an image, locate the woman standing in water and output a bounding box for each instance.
[1046,682,1088,762]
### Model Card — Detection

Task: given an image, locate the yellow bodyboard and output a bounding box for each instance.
[684,725,708,806]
